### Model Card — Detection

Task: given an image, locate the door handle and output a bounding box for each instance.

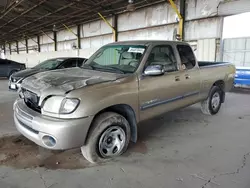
[185,74,190,79]
[175,76,180,81]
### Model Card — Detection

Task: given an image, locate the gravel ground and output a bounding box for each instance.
[0,79,250,188]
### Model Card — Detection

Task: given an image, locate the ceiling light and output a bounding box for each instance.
[14,6,24,12]
[127,0,136,12]
[53,25,57,32]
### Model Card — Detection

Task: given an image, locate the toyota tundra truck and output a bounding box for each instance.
[13,41,235,163]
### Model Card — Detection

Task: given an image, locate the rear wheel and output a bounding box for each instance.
[201,86,223,115]
[81,112,131,163]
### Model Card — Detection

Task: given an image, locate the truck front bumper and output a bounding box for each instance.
[13,99,93,150]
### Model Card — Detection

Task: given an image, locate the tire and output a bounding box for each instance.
[81,112,131,163]
[8,70,17,78]
[201,86,223,115]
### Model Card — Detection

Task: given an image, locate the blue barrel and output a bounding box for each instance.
[235,67,250,86]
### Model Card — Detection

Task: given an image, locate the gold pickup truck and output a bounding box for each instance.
[13,41,235,163]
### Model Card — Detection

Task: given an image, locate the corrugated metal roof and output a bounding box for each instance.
[0,0,166,44]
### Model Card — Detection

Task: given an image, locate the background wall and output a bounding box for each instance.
[4,0,248,67]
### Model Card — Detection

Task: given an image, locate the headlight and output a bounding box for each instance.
[59,98,80,114]
[43,97,80,114]
[43,96,64,114]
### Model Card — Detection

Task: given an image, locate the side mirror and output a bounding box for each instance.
[144,65,164,76]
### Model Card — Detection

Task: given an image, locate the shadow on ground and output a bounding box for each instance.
[0,105,206,170]
[230,87,250,94]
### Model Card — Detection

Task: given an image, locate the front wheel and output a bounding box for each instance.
[201,86,223,115]
[81,112,131,163]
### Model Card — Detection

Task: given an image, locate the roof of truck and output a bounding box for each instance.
[106,40,189,46]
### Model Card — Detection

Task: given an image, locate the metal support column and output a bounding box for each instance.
[169,0,184,41]
[112,14,118,42]
[25,38,28,53]
[53,31,57,51]
[37,35,41,52]
[98,12,117,42]
[9,43,11,55]
[16,41,19,54]
[77,25,81,49]
[63,24,79,49]
[180,0,185,40]
[3,43,6,55]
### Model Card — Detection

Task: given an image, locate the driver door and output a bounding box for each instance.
[139,45,186,121]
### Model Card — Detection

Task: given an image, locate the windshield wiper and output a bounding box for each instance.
[98,66,125,74]
[81,64,95,70]
[82,64,125,74]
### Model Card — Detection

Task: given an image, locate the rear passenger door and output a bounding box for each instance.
[176,45,201,104]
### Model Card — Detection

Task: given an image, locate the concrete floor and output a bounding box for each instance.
[0,79,250,188]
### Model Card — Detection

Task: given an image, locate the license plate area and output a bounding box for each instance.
[10,83,16,89]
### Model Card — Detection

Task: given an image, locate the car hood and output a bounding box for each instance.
[21,68,124,105]
[12,68,42,80]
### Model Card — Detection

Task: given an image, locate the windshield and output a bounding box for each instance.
[33,58,64,70]
[83,45,146,74]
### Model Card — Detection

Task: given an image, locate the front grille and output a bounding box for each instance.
[22,88,41,113]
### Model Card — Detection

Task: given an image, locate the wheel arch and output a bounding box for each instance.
[212,80,225,103]
[86,104,138,143]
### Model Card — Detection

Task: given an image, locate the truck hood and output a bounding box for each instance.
[21,68,123,104]
[12,68,42,80]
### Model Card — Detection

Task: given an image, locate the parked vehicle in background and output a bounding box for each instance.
[0,59,25,78]
[9,57,87,91]
[13,40,235,163]
[234,67,250,88]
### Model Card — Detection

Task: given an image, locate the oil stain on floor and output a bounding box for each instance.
[0,135,94,169]
[0,135,148,169]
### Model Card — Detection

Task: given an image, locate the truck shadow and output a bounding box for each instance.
[230,87,250,95]
[0,105,208,169]
[127,105,209,154]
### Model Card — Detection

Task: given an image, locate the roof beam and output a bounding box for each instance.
[4,2,76,34]
[12,0,124,37]
[0,0,48,30]
[0,0,164,42]
[0,0,26,20]
[2,0,117,37]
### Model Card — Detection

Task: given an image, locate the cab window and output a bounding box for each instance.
[177,45,196,70]
[147,45,177,72]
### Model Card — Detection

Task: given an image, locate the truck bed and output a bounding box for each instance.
[198,61,230,67]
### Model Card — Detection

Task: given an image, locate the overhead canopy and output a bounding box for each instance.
[0,0,165,44]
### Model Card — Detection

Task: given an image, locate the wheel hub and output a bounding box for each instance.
[211,92,220,110]
[107,137,113,144]
[98,126,126,158]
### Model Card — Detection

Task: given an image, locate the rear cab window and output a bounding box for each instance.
[177,45,196,70]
